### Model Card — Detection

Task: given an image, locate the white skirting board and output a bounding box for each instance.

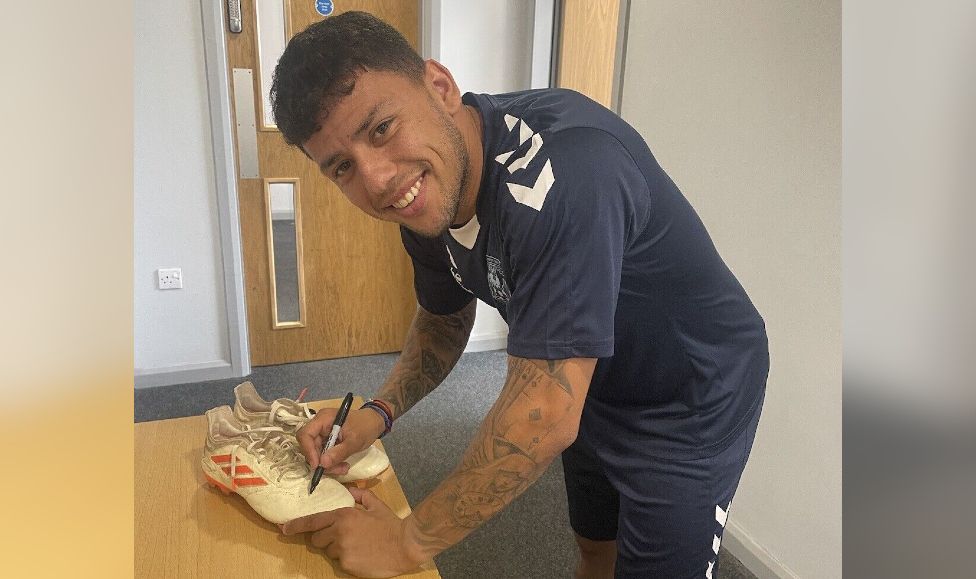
[723,519,801,579]
[134,361,236,388]
[463,332,508,353]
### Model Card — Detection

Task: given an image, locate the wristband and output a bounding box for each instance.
[369,398,395,422]
[361,399,393,438]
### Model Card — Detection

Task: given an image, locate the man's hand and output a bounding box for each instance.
[282,487,425,578]
[296,407,387,472]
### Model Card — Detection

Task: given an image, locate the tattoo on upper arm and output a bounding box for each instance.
[543,359,574,395]
[415,302,475,353]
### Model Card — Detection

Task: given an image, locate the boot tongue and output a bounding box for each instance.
[269,401,311,429]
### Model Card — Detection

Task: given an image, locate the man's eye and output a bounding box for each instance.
[334,160,351,178]
[375,120,392,136]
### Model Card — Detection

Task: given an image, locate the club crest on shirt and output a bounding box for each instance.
[486,255,511,304]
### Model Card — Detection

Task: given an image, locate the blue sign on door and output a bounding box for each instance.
[315,1,334,17]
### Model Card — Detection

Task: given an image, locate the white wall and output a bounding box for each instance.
[844,0,976,421]
[440,0,534,93]
[134,0,230,377]
[620,2,841,578]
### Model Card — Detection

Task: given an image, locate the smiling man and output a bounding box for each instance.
[271,11,769,579]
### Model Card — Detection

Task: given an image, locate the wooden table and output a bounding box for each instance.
[135,398,441,578]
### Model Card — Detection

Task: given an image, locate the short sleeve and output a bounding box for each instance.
[502,128,648,360]
[400,227,475,315]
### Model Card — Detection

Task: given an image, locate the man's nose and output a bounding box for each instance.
[358,152,397,199]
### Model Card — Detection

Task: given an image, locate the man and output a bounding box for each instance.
[273,11,768,579]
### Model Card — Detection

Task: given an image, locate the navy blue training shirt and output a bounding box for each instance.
[401,89,768,459]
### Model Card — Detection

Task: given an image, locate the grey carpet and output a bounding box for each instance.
[135,350,756,579]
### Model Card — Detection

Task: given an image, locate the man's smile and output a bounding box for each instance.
[387,172,429,219]
[390,173,425,209]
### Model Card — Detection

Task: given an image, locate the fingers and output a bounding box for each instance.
[316,528,342,557]
[298,408,380,470]
[281,509,338,535]
[322,537,340,560]
[347,487,387,512]
[306,511,349,553]
[319,438,359,471]
[322,461,351,476]
[296,409,338,468]
[347,486,371,506]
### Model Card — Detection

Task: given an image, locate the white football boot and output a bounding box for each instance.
[334,445,391,483]
[201,406,354,525]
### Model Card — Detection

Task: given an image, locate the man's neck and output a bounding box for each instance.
[453,104,485,227]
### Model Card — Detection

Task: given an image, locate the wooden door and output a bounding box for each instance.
[556,0,623,108]
[225,1,419,366]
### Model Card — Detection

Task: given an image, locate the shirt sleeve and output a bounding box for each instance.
[400,226,475,315]
[502,127,648,360]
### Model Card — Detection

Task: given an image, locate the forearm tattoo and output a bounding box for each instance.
[409,357,585,555]
[375,301,476,418]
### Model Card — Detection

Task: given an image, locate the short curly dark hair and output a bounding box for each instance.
[270,11,425,148]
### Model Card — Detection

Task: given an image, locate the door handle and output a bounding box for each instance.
[227,0,243,33]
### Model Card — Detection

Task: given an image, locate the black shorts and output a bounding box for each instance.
[561,395,764,578]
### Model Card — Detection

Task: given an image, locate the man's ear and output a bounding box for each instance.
[424,59,462,114]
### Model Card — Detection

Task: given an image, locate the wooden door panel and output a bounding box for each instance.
[227,0,418,366]
[557,0,621,108]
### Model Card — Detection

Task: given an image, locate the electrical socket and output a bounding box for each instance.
[158,268,183,290]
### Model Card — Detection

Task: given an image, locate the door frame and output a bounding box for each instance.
[201,0,251,380]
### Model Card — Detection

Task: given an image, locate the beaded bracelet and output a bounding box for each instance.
[361,399,393,438]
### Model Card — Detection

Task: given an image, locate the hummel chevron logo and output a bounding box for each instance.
[495,150,515,165]
[496,114,555,211]
[507,133,543,173]
[715,501,731,527]
[706,499,733,578]
[496,115,543,173]
[504,113,533,144]
[507,159,554,211]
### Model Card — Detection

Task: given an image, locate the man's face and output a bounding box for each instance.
[302,69,469,238]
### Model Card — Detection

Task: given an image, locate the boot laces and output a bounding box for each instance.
[229,426,308,486]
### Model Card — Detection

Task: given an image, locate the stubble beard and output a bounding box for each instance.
[411,106,470,239]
